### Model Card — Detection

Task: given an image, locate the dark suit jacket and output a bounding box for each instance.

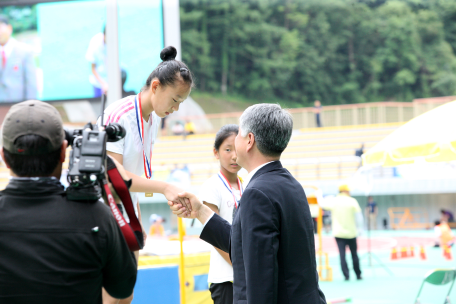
[200,161,326,304]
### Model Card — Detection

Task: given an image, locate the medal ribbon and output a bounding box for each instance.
[134,93,153,179]
[218,171,243,209]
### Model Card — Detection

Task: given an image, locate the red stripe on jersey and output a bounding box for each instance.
[108,102,133,123]
[106,96,135,123]
[114,106,134,123]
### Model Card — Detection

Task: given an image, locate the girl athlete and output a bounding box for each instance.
[101,46,193,304]
[199,124,243,304]
[103,46,193,211]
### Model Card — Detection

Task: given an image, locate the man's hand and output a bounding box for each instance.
[164,184,192,213]
[168,192,214,225]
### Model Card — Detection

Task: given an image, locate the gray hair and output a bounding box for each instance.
[239,103,293,157]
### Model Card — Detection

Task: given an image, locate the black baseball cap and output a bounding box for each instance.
[2,100,65,155]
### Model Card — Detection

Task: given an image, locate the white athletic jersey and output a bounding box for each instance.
[199,174,242,284]
[100,94,161,205]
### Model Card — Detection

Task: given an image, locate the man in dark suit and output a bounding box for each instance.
[0,15,37,102]
[170,104,327,304]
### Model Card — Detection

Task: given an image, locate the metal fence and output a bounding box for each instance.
[173,96,455,134]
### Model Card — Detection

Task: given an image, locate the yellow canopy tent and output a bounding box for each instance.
[362,100,456,167]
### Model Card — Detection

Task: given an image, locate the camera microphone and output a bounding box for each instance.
[105,123,126,142]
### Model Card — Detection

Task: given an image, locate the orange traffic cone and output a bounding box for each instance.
[410,246,415,257]
[400,247,408,258]
[391,248,398,260]
[419,246,426,260]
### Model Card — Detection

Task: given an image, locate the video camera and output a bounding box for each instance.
[63,95,144,251]
[65,121,126,201]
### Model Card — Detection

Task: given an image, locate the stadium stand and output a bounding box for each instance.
[0,122,401,189]
[152,123,401,185]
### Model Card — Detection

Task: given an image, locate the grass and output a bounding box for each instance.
[189,91,305,114]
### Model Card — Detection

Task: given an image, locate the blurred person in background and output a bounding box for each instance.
[172,121,185,135]
[355,144,364,168]
[199,124,243,304]
[0,15,37,103]
[86,26,108,97]
[365,196,378,230]
[148,214,165,237]
[100,46,193,304]
[355,143,364,158]
[121,69,136,98]
[168,164,191,188]
[160,116,167,136]
[314,100,322,127]
[434,220,455,248]
[322,184,363,281]
[0,100,136,303]
[441,209,454,223]
[184,119,196,135]
[322,209,331,233]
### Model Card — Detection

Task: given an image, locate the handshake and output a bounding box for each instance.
[167,192,215,225]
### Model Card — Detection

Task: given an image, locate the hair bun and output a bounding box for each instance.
[160,46,177,61]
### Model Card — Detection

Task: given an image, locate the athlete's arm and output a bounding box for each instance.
[203,202,232,265]
[108,151,191,210]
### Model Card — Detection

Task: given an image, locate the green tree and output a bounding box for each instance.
[180,0,456,106]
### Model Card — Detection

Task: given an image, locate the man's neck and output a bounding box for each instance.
[140,91,154,121]
[0,37,13,47]
[244,153,279,173]
[0,38,11,47]
[9,165,61,180]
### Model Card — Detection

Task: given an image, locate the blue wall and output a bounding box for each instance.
[133,266,180,304]
[37,0,163,100]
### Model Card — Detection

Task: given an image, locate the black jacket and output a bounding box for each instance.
[0,178,137,304]
[201,161,326,304]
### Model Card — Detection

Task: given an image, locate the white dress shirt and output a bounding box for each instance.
[243,161,276,189]
[0,38,16,60]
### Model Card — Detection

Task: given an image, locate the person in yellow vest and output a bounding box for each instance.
[322,184,363,281]
[434,220,455,247]
[149,214,165,237]
[184,119,196,135]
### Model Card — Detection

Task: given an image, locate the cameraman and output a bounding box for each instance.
[0,100,137,304]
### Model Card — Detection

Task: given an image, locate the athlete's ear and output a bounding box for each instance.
[150,79,161,94]
[213,148,220,160]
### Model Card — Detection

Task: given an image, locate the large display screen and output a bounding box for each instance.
[0,0,164,103]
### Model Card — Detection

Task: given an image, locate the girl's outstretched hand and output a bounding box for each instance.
[168,192,213,225]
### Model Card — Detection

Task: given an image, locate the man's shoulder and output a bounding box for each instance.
[88,32,104,47]
[249,167,298,190]
[348,196,360,204]
[64,197,113,219]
